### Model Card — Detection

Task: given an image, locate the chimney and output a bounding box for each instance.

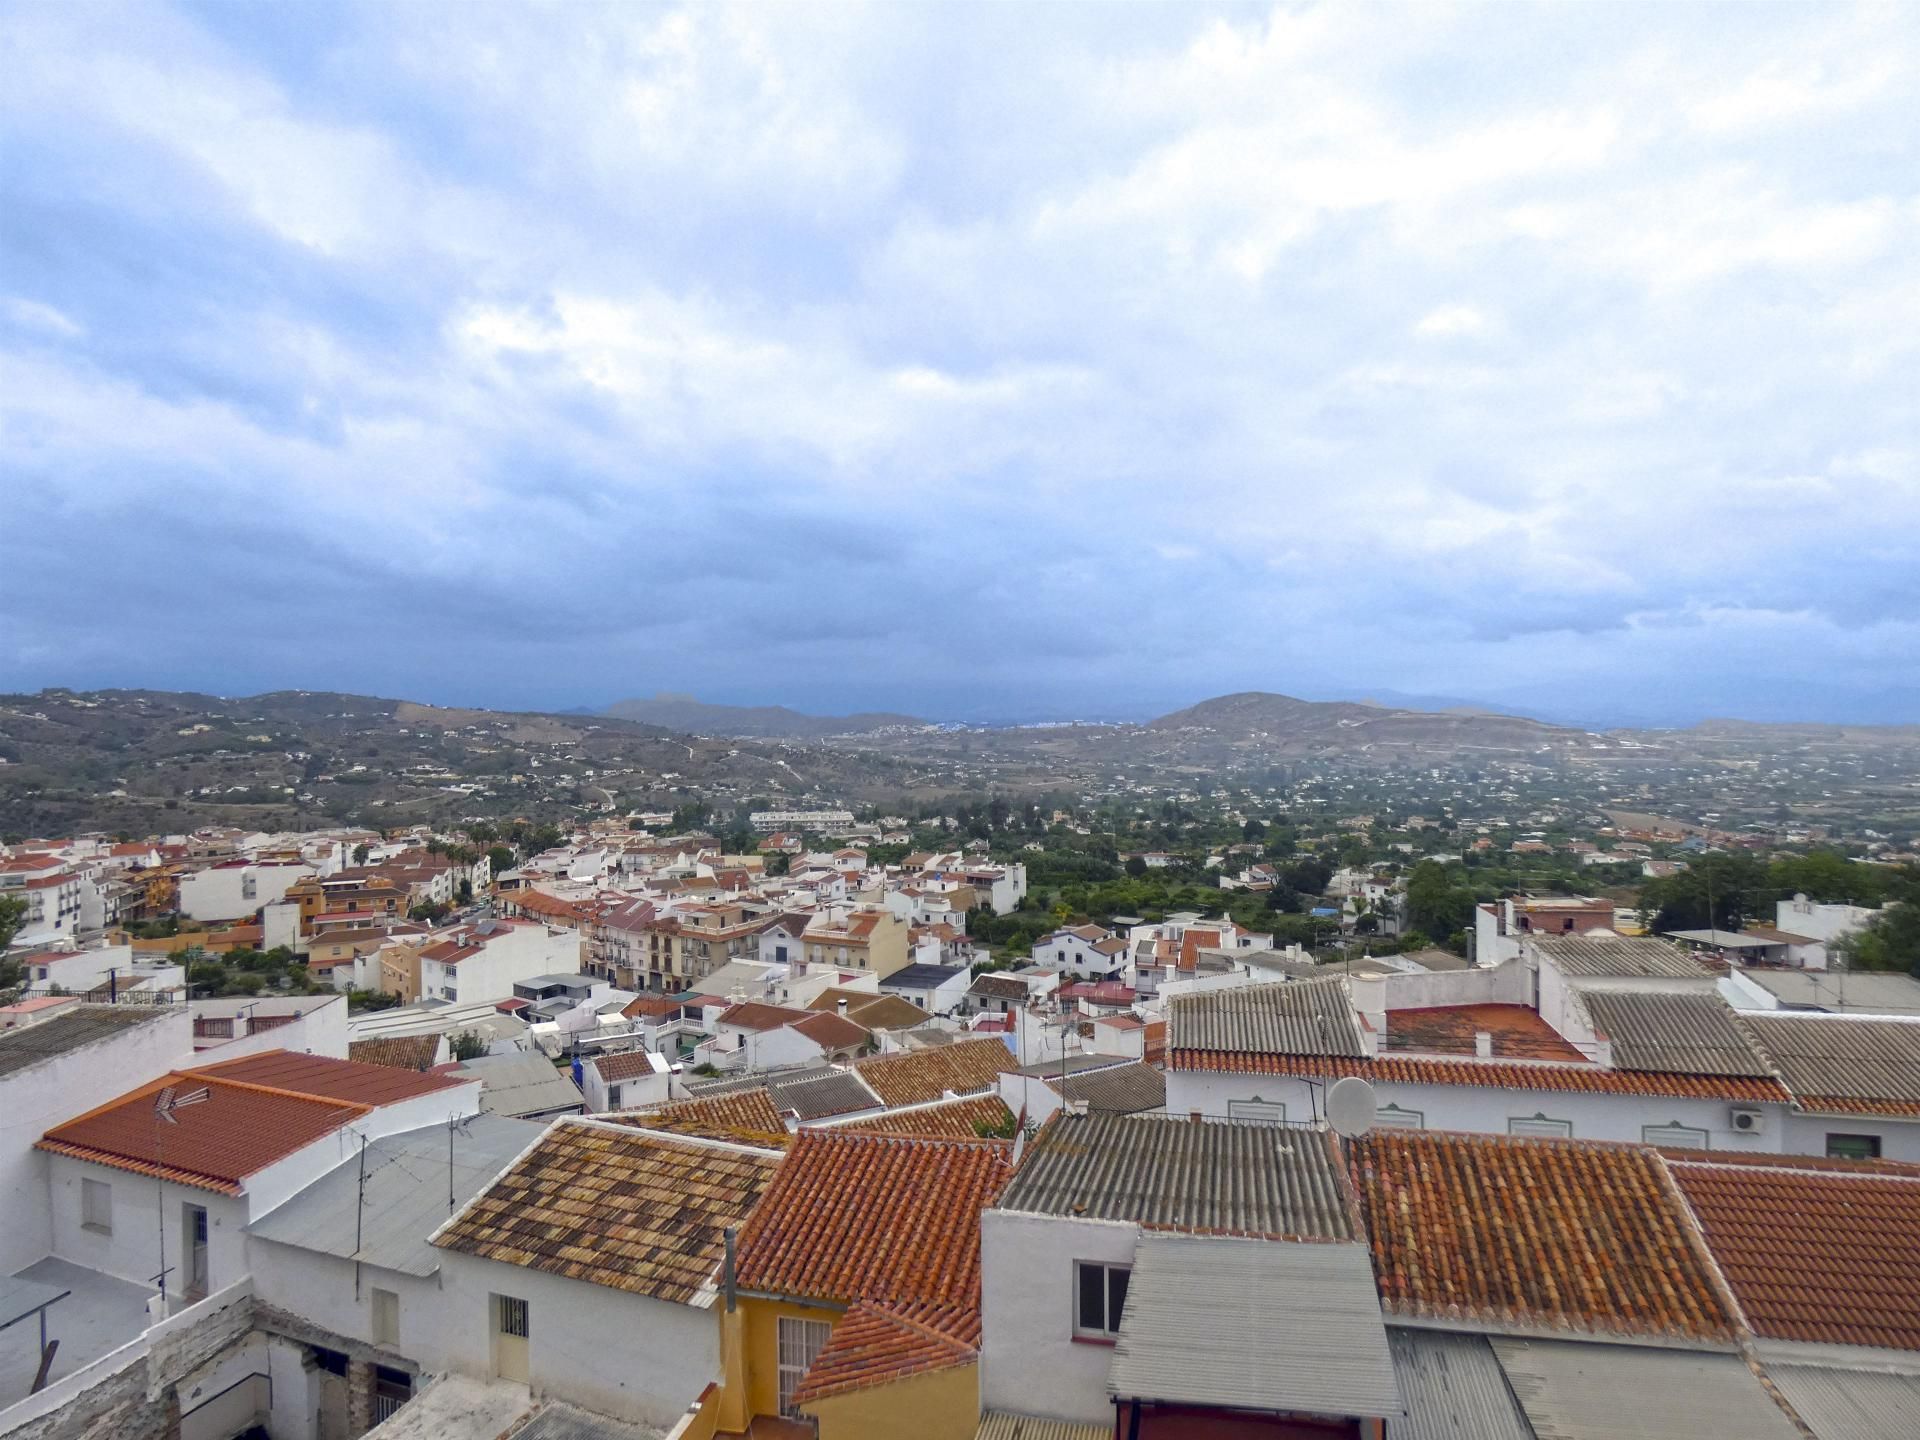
[1189,1110,1203,1126]
[837,998,848,1018]
[1474,1030,1493,1059]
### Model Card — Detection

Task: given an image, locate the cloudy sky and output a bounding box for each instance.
[2,2,1915,726]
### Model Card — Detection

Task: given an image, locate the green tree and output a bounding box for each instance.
[0,894,28,996]
[1125,856,1148,878]
[1638,852,1770,931]
[1405,861,1475,948]
[352,844,371,865]
[448,1030,488,1061]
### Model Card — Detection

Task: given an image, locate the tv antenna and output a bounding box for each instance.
[151,1084,209,1307]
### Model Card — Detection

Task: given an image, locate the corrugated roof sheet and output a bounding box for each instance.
[0,1006,174,1078]
[1667,1157,1920,1351]
[453,1053,585,1118]
[1738,1013,1920,1109]
[973,1415,1107,1440]
[1048,1060,1165,1114]
[1348,1130,1739,1343]
[1528,934,1711,979]
[249,1114,541,1274]
[1168,977,1365,1058]
[773,1069,880,1120]
[996,1112,1359,1240]
[431,1119,780,1304]
[1489,1338,1800,1439]
[1581,990,1772,1077]
[1766,1363,1920,1438]
[1387,1329,1532,1440]
[1110,1235,1399,1419]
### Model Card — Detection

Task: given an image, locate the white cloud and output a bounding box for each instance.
[1415,304,1491,338]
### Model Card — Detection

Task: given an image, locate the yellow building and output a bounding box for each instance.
[708,1128,1012,1439]
[801,909,911,980]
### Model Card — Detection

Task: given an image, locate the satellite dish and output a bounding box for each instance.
[1327,1076,1377,1138]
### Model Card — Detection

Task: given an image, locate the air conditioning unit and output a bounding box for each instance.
[1729,1107,1766,1134]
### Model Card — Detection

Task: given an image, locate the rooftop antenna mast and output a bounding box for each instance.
[150,1084,209,1310]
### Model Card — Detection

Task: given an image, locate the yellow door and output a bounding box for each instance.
[492,1295,529,1384]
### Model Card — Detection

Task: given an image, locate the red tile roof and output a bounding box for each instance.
[39,1073,370,1194]
[718,1002,815,1032]
[1174,1050,1790,1102]
[347,1035,443,1072]
[792,1301,979,1406]
[1347,1129,1739,1342]
[622,1089,793,1147]
[854,1038,1017,1107]
[735,1129,1012,1308]
[1385,1004,1590,1063]
[1668,1158,1920,1351]
[791,1011,870,1050]
[592,1050,664,1083]
[191,1050,469,1105]
[826,1093,1015,1141]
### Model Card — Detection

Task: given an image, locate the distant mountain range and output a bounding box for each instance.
[1137,691,1605,758]
[603,693,925,739]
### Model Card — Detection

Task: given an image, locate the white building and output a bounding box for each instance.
[426,1119,781,1428]
[418,919,588,1007]
[1031,925,1130,981]
[177,860,317,924]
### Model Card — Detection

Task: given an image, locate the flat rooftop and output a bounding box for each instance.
[0,1006,176,1080]
[1384,1004,1589,1063]
[0,1257,152,1406]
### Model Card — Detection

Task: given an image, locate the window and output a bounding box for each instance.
[1227,1098,1285,1126]
[496,1295,530,1339]
[776,1316,832,1417]
[1374,1104,1424,1130]
[371,1287,399,1347]
[1643,1122,1710,1149]
[81,1178,112,1234]
[1509,1114,1574,1139]
[1075,1260,1131,1339]
[1826,1133,1882,1161]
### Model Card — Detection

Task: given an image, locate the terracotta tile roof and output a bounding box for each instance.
[347,1035,443,1072]
[1172,1050,1791,1102]
[1346,1130,1739,1342]
[1386,1004,1589,1063]
[1655,1147,1920,1178]
[827,1093,1015,1140]
[192,1050,469,1105]
[39,1073,370,1194]
[591,1050,663,1083]
[719,1001,816,1032]
[792,1300,979,1406]
[855,1038,1018,1106]
[620,1088,794,1147]
[791,1011,870,1050]
[622,995,685,1019]
[809,989,929,1031]
[1668,1158,1920,1352]
[432,1119,780,1303]
[736,1129,1011,1308]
